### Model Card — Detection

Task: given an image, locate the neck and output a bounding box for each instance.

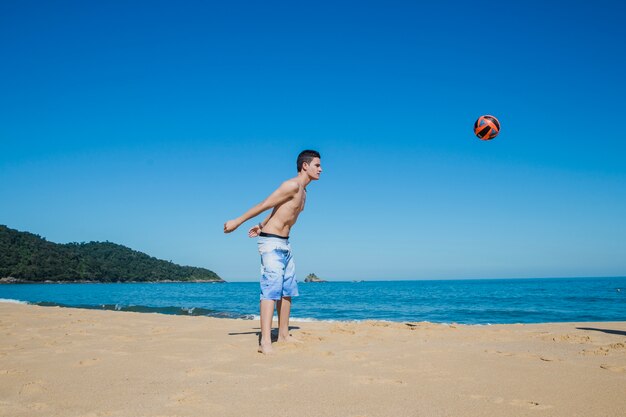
[296,171,313,188]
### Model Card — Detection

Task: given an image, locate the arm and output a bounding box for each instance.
[224,181,298,233]
[248,212,272,238]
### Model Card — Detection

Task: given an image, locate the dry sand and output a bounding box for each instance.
[1,302,625,417]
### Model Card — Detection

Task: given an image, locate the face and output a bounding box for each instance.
[303,157,322,180]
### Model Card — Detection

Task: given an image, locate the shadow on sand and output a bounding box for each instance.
[576,327,626,337]
[228,326,301,343]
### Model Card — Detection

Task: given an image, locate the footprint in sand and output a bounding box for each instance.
[538,355,560,362]
[0,369,25,376]
[76,358,101,367]
[582,342,626,356]
[540,333,593,344]
[485,349,514,357]
[166,396,227,414]
[353,376,406,386]
[331,325,356,335]
[275,337,305,349]
[485,350,560,362]
[26,402,50,411]
[404,322,446,331]
[600,364,626,373]
[470,395,552,410]
[510,399,553,410]
[18,380,48,396]
[298,331,325,342]
[167,390,205,406]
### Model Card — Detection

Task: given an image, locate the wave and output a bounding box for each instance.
[0,298,29,304]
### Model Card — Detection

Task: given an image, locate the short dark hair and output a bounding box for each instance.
[297,150,320,172]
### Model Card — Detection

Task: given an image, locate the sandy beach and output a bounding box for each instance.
[1,302,625,417]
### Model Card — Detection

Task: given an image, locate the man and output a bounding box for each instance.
[224,150,322,354]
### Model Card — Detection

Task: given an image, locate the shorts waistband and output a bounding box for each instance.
[259,232,289,240]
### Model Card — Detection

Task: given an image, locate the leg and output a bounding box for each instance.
[258,247,285,354]
[276,250,300,344]
[277,296,292,341]
[259,299,275,354]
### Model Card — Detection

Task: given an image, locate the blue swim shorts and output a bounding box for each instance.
[258,236,298,300]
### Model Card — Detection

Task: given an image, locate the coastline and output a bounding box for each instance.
[0,298,615,326]
[2,302,625,417]
[0,278,225,284]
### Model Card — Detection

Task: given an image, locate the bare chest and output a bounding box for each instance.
[300,189,307,211]
[289,189,306,214]
[290,188,307,213]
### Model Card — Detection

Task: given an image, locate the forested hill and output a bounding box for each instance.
[0,225,223,283]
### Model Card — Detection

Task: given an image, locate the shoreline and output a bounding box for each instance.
[0,278,225,284]
[0,298,623,327]
[2,302,626,417]
[3,276,625,284]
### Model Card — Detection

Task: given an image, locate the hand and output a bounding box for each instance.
[223,219,240,233]
[248,224,262,238]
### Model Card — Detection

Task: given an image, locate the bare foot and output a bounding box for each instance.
[277,334,303,344]
[258,342,274,354]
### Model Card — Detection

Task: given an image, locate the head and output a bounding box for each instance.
[297,150,322,180]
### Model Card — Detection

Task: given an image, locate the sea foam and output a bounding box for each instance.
[0,298,29,304]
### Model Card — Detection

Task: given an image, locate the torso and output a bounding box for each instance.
[263,181,306,237]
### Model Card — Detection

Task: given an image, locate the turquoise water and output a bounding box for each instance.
[1,277,625,324]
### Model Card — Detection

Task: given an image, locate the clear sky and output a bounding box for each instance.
[1,0,625,281]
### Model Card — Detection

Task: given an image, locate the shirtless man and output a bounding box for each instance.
[223,150,322,354]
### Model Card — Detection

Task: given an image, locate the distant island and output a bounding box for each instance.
[304,273,327,283]
[0,225,224,283]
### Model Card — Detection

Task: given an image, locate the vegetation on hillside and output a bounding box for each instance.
[0,225,223,282]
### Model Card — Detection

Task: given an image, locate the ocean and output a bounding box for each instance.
[1,277,625,324]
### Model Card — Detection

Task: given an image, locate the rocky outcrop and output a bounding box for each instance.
[304,273,327,283]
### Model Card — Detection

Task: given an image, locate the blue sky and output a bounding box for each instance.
[1,0,625,281]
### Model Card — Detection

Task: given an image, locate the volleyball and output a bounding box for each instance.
[474,115,500,140]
